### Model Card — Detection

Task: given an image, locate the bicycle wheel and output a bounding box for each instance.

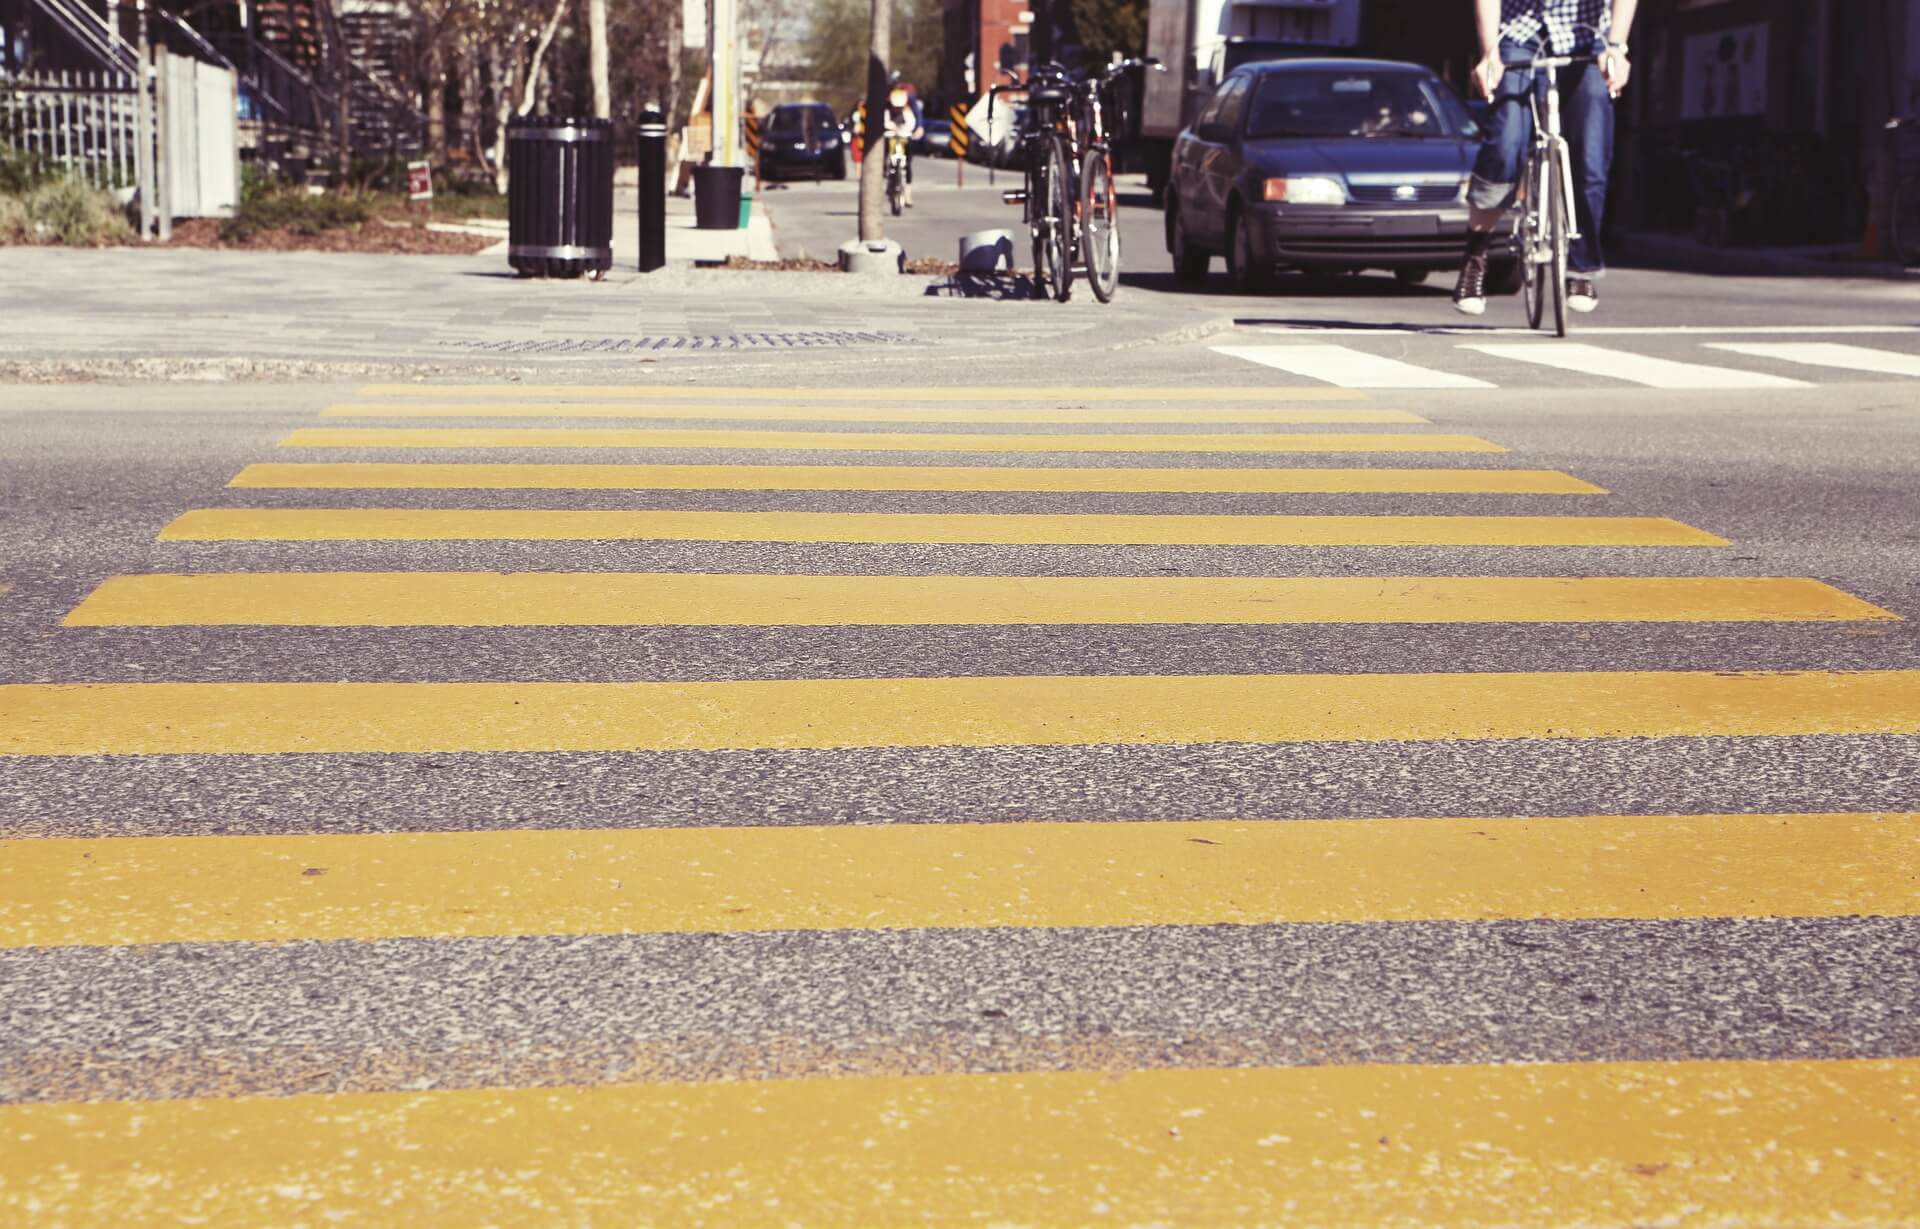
[1042,135,1073,302]
[1080,147,1119,302]
[887,168,904,216]
[1549,144,1570,337]
[1522,153,1546,330]
[1028,148,1054,297]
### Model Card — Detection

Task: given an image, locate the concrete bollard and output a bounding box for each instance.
[839,238,905,275]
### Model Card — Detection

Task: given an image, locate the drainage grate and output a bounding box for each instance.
[438,332,916,354]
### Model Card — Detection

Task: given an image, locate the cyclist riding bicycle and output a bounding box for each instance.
[1454,0,1636,317]
[882,84,924,208]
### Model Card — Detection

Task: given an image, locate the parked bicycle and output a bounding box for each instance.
[991,63,1078,301]
[1511,49,1600,336]
[991,58,1162,303]
[1070,57,1163,303]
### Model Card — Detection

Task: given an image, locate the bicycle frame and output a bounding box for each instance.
[1522,57,1584,250]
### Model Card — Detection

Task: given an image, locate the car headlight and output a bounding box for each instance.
[1263,176,1345,205]
[825,135,839,146]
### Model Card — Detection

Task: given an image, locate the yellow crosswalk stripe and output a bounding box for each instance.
[65,574,1892,628]
[320,403,1428,425]
[231,461,1606,494]
[157,509,1725,546]
[356,383,1375,402]
[4,670,1915,756]
[4,1059,1915,1227]
[7,814,1914,949]
[280,427,1506,453]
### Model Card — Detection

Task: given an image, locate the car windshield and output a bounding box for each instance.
[768,107,829,136]
[1246,71,1462,139]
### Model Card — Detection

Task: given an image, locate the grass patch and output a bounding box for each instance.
[221,180,372,242]
[0,176,135,245]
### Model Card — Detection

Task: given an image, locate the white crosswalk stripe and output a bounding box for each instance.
[1705,342,1920,379]
[1211,344,1495,389]
[1459,343,1812,390]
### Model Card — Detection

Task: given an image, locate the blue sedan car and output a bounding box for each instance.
[1165,58,1521,293]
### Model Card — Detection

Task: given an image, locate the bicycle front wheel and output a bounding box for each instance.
[1040,135,1073,301]
[1549,145,1570,337]
[1522,154,1547,330]
[1081,148,1120,303]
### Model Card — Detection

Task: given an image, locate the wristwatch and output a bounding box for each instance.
[1607,41,1629,54]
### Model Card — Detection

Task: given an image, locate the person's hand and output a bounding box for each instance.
[1471,50,1504,100]
[1602,47,1631,97]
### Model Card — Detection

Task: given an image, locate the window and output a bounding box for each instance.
[1246,71,1465,139]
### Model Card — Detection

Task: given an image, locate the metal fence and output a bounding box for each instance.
[0,69,143,189]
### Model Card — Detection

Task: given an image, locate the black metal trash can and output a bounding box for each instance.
[692,164,745,230]
[507,115,614,278]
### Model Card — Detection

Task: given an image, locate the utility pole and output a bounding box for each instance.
[133,0,154,241]
[858,0,889,241]
[709,0,741,167]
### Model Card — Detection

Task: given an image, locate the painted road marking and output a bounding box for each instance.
[278,427,1504,454]
[355,384,1375,402]
[1705,342,1920,379]
[3,1060,1915,1226]
[1462,343,1812,389]
[3,670,1914,756]
[7,813,1915,948]
[65,574,1890,628]
[1253,324,1920,337]
[1212,345,1495,389]
[230,462,1603,495]
[320,403,1430,425]
[156,510,1725,546]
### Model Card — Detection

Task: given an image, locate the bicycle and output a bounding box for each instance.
[1509,50,1600,336]
[992,63,1078,301]
[1068,57,1163,303]
[884,133,911,216]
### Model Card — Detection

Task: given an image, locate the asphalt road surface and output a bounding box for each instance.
[3,249,1920,1225]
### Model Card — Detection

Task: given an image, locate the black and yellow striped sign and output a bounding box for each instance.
[948,102,969,157]
[744,112,762,159]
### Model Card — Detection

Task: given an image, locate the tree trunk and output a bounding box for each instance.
[589,0,611,118]
[518,0,569,115]
[489,39,515,193]
[425,39,447,165]
[857,0,889,242]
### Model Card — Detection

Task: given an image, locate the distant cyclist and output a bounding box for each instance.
[1453,0,1636,317]
[882,83,925,208]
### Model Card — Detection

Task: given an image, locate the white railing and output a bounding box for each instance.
[1,68,143,189]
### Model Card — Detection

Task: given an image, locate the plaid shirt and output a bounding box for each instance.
[1500,0,1612,54]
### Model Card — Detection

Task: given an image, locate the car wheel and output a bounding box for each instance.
[1225,206,1269,294]
[1395,268,1430,286]
[831,157,848,181]
[1487,258,1524,296]
[1168,198,1209,286]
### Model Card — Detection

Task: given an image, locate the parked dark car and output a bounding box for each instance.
[760,103,847,182]
[1163,58,1520,292]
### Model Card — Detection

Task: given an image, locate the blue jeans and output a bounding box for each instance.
[1468,38,1614,275]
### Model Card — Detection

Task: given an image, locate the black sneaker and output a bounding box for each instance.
[1452,254,1488,316]
[1567,276,1598,313]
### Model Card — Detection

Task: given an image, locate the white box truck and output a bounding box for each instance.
[1138,0,1362,197]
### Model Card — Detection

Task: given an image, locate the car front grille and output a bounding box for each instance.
[1348,184,1460,204]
